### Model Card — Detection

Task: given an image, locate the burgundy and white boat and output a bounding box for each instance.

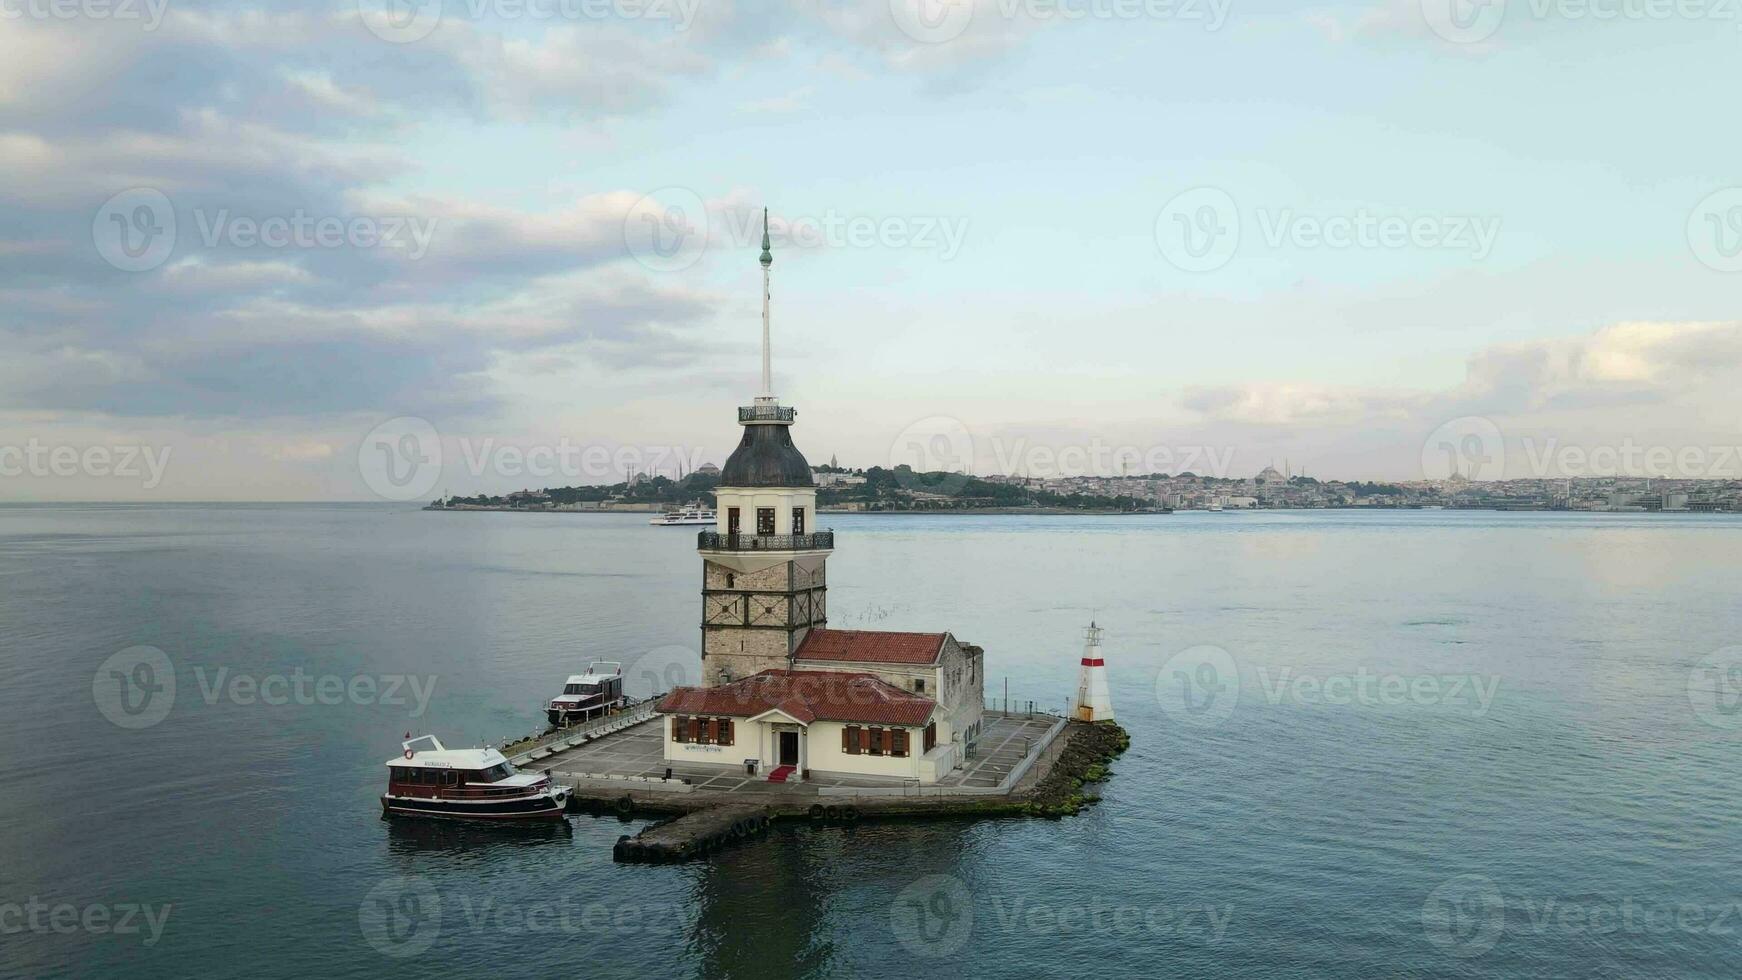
[381,735,568,821]
[545,661,625,727]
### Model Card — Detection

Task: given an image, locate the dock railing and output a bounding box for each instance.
[504,698,663,767]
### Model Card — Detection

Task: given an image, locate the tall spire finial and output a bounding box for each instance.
[759,207,773,399]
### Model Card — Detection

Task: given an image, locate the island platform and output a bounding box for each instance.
[503,704,1126,863]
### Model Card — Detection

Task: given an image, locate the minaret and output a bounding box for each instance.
[1074,622,1115,722]
[697,210,832,686]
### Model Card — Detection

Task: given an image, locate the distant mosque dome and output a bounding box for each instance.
[1256,465,1287,485]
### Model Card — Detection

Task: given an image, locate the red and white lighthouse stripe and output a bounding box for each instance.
[1074,622,1115,722]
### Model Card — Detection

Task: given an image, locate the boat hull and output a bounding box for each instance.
[381,790,569,822]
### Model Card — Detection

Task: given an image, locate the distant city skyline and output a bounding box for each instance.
[3,1,1741,500]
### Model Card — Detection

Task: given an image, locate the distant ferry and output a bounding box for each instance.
[381,735,568,822]
[650,505,716,526]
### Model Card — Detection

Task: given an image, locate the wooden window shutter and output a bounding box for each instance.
[720,718,733,746]
[706,718,719,744]
[893,729,909,757]
[843,726,856,754]
[882,729,894,755]
[673,716,688,742]
[690,717,702,742]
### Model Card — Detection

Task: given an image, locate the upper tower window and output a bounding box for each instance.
[757,508,776,535]
[792,508,806,535]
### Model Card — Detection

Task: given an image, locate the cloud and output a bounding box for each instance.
[1185,320,1742,422]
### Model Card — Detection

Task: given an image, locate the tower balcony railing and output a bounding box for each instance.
[738,405,797,423]
[698,530,834,552]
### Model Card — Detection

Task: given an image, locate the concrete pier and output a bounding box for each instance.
[554,714,1128,863]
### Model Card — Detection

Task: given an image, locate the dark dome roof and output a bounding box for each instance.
[720,422,813,488]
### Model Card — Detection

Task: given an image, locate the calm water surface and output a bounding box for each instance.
[1,505,1738,978]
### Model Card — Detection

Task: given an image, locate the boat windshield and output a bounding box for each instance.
[475,763,514,782]
[562,683,599,696]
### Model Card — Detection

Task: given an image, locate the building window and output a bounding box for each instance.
[673,716,689,743]
[914,678,926,693]
[843,725,862,755]
[718,718,734,747]
[924,722,937,752]
[867,727,884,756]
[792,507,806,535]
[725,573,735,588]
[727,508,741,536]
[702,718,718,745]
[892,729,909,758]
[689,717,704,743]
[757,507,776,535]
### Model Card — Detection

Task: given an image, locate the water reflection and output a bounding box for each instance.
[382,814,574,857]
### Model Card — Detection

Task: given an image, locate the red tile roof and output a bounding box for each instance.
[793,628,948,665]
[655,670,936,727]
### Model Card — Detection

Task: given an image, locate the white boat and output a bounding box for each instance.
[381,735,568,822]
[546,661,626,727]
[649,505,716,526]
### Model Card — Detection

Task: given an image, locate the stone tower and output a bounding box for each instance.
[698,209,832,686]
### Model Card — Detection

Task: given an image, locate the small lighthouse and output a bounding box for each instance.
[1074,622,1115,722]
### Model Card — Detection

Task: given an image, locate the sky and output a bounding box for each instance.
[2,0,1740,500]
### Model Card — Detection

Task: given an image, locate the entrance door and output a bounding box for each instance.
[778,730,799,766]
